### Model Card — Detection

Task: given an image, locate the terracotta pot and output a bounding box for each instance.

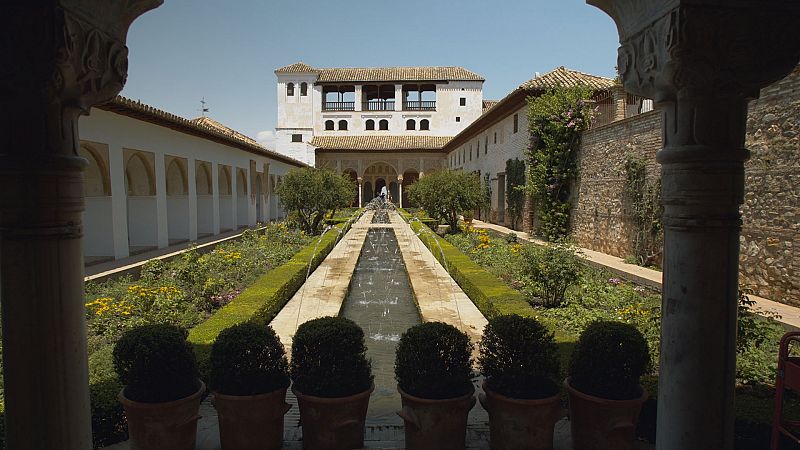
[118,380,205,450]
[479,381,564,450]
[292,384,374,450]
[213,386,290,450]
[564,378,648,450]
[397,386,476,450]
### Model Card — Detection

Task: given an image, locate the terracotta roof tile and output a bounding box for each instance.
[316,66,484,83]
[275,62,317,74]
[98,96,307,167]
[482,100,499,113]
[311,135,451,151]
[519,66,615,91]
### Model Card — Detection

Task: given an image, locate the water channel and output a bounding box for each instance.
[340,208,421,424]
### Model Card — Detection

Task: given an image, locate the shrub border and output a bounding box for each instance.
[188,218,356,366]
[399,210,533,319]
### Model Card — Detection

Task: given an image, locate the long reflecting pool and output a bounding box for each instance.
[341,211,420,423]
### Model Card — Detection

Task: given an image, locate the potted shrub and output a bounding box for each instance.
[395,322,475,450]
[478,315,564,450]
[113,324,203,450]
[565,321,650,450]
[290,316,374,450]
[209,323,290,450]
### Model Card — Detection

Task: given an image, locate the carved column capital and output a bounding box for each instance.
[589,0,800,103]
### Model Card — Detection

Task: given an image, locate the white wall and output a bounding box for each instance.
[84,197,113,256]
[79,108,302,261]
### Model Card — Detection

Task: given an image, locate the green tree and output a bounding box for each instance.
[526,85,593,241]
[505,158,526,230]
[408,169,485,232]
[276,167,355,234]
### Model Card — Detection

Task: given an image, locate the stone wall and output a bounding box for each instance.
[571,65,800,305]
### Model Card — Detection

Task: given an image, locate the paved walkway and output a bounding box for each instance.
[470,219,800,330]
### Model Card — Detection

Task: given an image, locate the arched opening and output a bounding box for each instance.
[365,119,375,131]
[286,82,295,96]
[420,119,430,131]
[389,181,399,204]
[165,157,189,245]
[300,82,308,96]
[325,120,335,131]
[406,119,416,131]
[195,161,214,238]
[236,168,249,228]
[402,169,419,207]
[219,165,234,231]
[79,144,113,262]
[124,151,157,253]
[379,119,389,131]
[363,181,373,202]
[343,169,358,206]
[363,161,399,205]
[338,120,348,131]
[255,173,264,222]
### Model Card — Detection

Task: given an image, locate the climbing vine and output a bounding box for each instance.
[481,173,492,221]
[623,156,663,267]
[505,158,526,230]
[526,86,593,241]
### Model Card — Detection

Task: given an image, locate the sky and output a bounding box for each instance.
[120,0,620,153]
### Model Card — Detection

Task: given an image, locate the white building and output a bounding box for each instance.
[274,63,485,205]
[79,96,306,265]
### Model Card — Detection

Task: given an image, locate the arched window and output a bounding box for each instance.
[379,119,389,130]
[406,119,416,130]
[338,120,348,131]
[325,120,335,130]
[365,119,375,130]
[286,83,295,96]
[300,82,308,96]
[420,119,430,131]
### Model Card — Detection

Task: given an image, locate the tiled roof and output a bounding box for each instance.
[311,135,452,152]
[275,62,317,74]
[98,96,307,167]
[482,100,499,113]
[191,116,259,146]
[317,66,484,83]
[519,66,615,91]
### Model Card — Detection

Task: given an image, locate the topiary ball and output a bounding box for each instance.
[113,324,199,403]
[479,315,560,399]
[568,321,650,400]
[395,322,473,399]
[209,323,289,396]
[290,316,373,398]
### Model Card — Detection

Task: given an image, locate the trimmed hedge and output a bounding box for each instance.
[407,220,532,319]
[188,221,351,370]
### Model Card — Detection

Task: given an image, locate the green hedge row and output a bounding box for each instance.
[188,220,352,370]
[406,219,533,319]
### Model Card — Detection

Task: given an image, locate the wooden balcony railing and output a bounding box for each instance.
[403,101,436,111]
[322,101,355,111]
[362,101,396,111]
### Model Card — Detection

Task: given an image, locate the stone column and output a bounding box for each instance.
[109,144,130,259]
[354,85,363,111]
[211,161,221,234]
[397,175,404,208]
[0,2,161,448]
[587,1,800,448]
[395,84,403,111]
[357,177,363,207]
[611,84,626,121]
[154,152,168,247]
[187,158,198,241]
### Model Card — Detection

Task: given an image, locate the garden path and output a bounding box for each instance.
[470,219,800,330]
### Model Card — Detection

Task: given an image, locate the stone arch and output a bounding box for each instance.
[236,168,248,228]
[402,168,419,207]
[165,158,187,196]
[125,152,155,196]
[195,161,213,237]
[218,165,234,231]
[196,162,212,195]
[255,173,264,221]
[78,144,110,196]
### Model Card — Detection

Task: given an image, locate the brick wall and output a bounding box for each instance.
[571,65,800,305]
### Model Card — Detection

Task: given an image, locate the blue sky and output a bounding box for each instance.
[121,0,620,149]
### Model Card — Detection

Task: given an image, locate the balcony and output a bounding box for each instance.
[362,100,396,111]
[322,101,355,111]
[403,100,436,111]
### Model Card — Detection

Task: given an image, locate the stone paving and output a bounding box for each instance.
[471,219,800,330]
